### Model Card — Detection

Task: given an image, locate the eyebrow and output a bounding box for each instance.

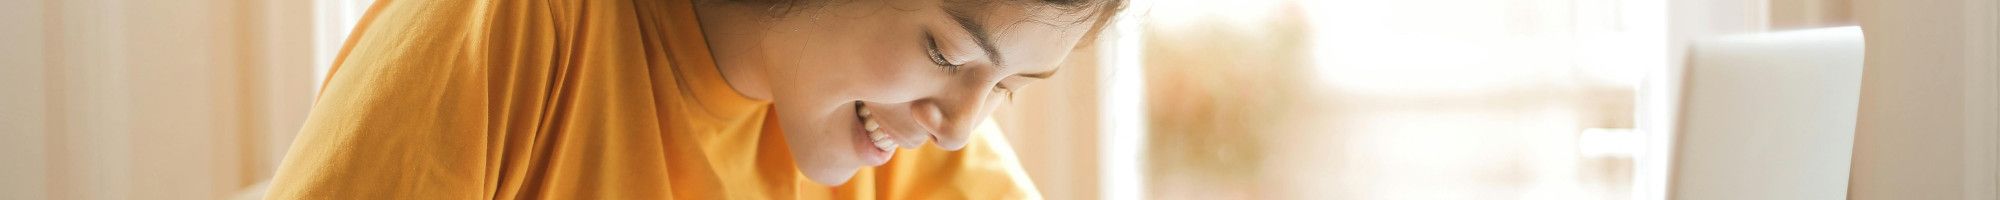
[944,3,1062,80]
[944,4,1007,68]
[1020,68,1058,79]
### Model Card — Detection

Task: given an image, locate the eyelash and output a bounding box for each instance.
[926,33,1015,101]
[925,35,964,72]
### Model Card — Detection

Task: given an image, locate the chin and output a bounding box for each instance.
[775,100,877,186]
[799,165,860,186]
[785,125,865,186]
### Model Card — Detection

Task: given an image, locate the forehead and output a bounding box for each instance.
[948,0,1100,72]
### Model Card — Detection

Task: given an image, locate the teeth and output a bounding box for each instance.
[859,102,896,151]
[871,131,897,151]
[864,118,881,132]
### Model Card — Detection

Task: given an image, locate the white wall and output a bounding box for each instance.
[0,0,317,199]
[0,0,50,199]
[1848,0,2000,199]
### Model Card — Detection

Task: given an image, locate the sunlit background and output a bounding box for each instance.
[1059,0,1658,198]
[5,0,1997,199]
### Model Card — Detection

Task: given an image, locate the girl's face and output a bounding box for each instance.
[747,0,1101,185]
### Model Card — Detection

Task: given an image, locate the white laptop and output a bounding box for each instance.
[1671,26,1864,200]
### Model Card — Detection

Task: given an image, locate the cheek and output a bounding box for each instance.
[848,64,938,102]
[828,41,940,102]
[784,46,931,103]
[768,10,945,104]
[776,36,914,102]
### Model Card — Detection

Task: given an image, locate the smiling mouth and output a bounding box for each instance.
[857,102,896,151]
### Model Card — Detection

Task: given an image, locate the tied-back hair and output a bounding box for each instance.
[716,0,1121,16]
[710,0,1128,45]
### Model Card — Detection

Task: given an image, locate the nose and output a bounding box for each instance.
[910,88,991,151]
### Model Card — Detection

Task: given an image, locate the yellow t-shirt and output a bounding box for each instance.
[264,0,1039,199]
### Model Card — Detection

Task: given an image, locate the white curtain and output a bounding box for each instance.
[0,0,317,199]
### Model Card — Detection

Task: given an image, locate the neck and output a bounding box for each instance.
[693,1,774,101]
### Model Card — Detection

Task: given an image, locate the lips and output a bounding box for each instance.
[857,102,897,151]
[854,101,895,165]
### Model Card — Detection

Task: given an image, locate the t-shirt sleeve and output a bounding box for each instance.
[264,0,493,199]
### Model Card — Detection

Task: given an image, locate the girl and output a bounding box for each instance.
[266,0,1121,199]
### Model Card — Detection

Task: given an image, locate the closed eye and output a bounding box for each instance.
[925,33,963,72]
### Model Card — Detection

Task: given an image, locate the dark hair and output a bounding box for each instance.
[728,0,1121,15]
[721,0,1128,41]
[1064,0,1127,46]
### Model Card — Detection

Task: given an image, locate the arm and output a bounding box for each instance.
[265,0,492,198]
